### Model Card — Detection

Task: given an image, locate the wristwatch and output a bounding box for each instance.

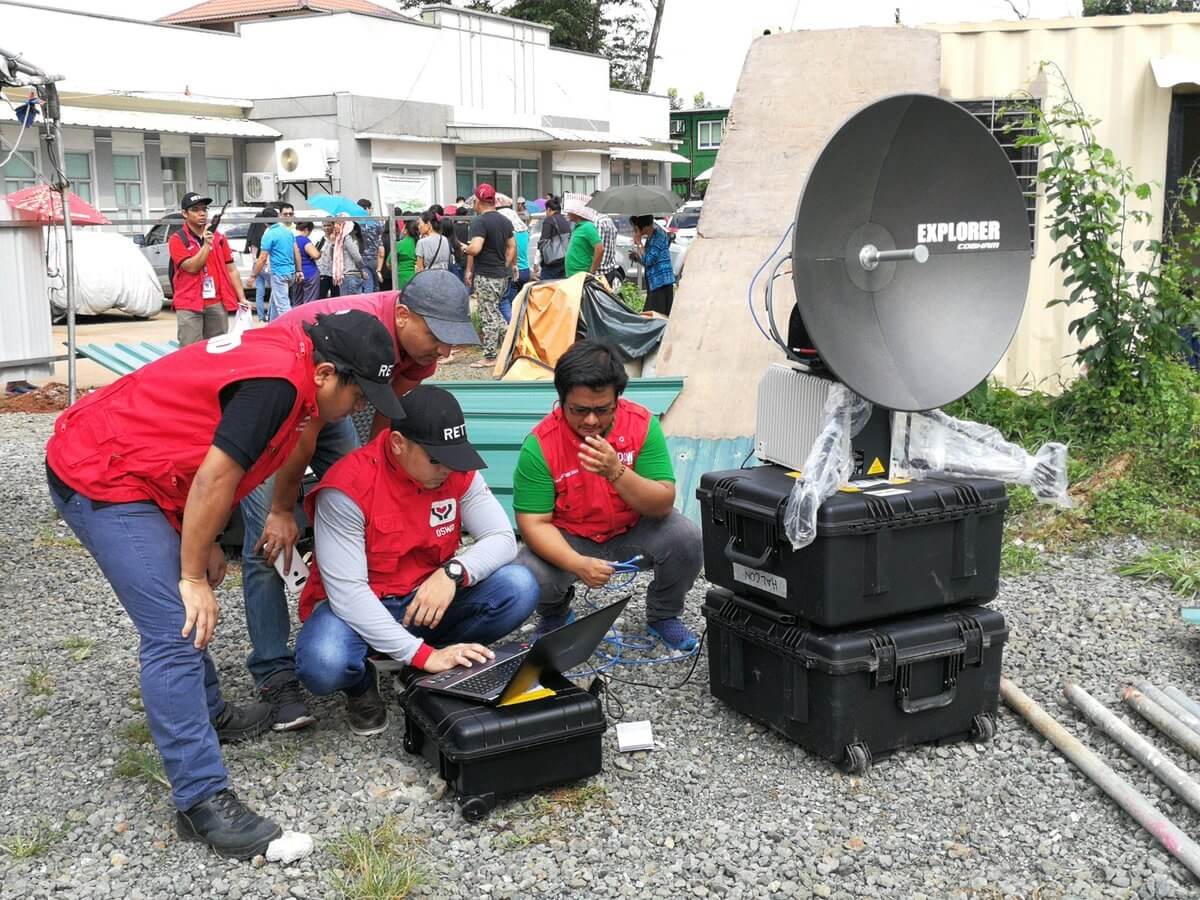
[443,559,467,589]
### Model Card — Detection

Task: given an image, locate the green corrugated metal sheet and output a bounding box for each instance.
[667,435,757,524]
[77,341,180,376]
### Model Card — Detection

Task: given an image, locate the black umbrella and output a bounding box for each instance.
[586,184,683,216]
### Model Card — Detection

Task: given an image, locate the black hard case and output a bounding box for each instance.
[697,466,1008,626]
[702,587,1006,772]
[400,671,606,820]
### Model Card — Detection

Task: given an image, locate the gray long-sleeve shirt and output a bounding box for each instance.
[313,472,517,664]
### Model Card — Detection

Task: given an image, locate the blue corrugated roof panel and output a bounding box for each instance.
[667,435,758,524]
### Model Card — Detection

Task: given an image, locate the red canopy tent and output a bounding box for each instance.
[4,184,110,225]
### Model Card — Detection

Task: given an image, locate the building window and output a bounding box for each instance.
[644,171,657,186]
[697,120,724,150]
[2,149,38,193]
[64,152,94,203]
[669,119,686,137]
[611,174,620,187]
[552,173,597,196]
[112,153,143,228]
[206,157,232,205]
[161,156,188,209]
[457,156,538,203]
[957,98,1041,252]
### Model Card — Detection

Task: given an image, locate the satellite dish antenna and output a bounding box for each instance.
[789,94,1031,412]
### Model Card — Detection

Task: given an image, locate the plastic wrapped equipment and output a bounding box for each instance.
[782,383,872,549]
[892,410,1072,508]
[48,230,164,318]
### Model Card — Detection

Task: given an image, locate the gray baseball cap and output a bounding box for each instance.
[400,269,480,346]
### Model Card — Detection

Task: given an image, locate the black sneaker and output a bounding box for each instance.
[176,789,282,860]
[259,671,316,732]
[345,661,388,736]
[211,701,273,744]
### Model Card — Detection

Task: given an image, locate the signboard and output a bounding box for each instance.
[377,173,433,215]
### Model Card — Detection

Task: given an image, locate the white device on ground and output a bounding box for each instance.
[273,549,310,595]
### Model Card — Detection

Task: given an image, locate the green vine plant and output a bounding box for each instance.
[1010,64,1200,389]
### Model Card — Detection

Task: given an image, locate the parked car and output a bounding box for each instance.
[134,207,325,299]
[666,202,702,248]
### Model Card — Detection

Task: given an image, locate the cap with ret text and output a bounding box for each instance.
[304,310,407,421]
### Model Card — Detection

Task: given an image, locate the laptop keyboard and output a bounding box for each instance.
[453,653,528,695]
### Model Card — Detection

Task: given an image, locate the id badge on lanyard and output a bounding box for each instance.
[202,275,216,299]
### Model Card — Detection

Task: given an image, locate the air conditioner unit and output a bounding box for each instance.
[275,139,331,182]
[242,172,278,203]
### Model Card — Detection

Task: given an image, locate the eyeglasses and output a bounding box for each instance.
[566,403,615,417]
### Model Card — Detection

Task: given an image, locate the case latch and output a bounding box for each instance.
[870,634,896,686]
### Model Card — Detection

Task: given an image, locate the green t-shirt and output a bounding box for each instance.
[564,220,602,278]
[512,414,675,515]
[394,234,417,290]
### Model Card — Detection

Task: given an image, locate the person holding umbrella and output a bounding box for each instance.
[630,214,676,316]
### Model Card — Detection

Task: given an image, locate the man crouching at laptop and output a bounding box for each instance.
[294,386,538,735]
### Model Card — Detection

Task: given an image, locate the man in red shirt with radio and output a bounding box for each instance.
[168,192,248,346]
[45,309,406,860]
[294,386,537,736]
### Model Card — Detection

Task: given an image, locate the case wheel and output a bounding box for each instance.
[402,726,420,755]
[844,742,872,774]
[971,712,997,743]
[460,796,493,822]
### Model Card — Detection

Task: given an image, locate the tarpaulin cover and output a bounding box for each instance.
[49,230,164,318]
[494,272,667,380]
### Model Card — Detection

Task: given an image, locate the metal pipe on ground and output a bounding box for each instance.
[1165,686,1200,725]
[1001,677,1200,880]
[1065,682,1200,816]
[1138,682,1200,739]
[1123,686,1200,763]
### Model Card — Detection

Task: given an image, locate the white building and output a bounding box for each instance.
[0,0,677,227]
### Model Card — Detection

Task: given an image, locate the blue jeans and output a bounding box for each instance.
[50,488,228,811]
[269,273,294,320]
[254,271,269,321]
[340,274,363,296]
[363,269,377,293]
[500,268,531,323]
[295,564,538,695]
[240,416,360,688]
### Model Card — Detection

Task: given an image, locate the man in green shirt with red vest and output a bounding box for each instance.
[513,340,702,650]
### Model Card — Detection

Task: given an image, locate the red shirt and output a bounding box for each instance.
[271,291,437,384]
[532,399,652,543]
[169,226,238,313]
[299,430,473,623]
[46,327,317,531]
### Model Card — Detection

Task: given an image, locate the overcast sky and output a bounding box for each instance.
[36,0,1083,107]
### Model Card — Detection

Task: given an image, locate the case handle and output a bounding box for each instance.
[898,680,958,713]
[724,591,797,626]
[723,534,774,568]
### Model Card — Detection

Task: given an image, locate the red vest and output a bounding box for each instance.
[299,430,474,621]
[169,227,238,313]
[532,398,651,543]
[46,327,317,531]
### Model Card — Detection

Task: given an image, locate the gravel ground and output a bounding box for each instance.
[3,410,1199,899]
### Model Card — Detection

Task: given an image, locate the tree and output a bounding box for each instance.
[693,91,711,109]
[667,87,683,110]
[640,0,667,93]
[1083,0,1200,13]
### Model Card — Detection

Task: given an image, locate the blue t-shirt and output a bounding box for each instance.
[261,224,297,276]
[295,235,318,279]
[515,230,529,270]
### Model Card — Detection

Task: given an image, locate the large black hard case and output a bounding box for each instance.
[400,671,606,820]
[697,465,1008,626]
[702,587,1006,772]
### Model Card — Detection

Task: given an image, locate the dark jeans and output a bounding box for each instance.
[516,511,702,621]
[500,267,531,323]
[49,483,228,811]
[540,260,565,280]
[240,417,360,688]
[294,564,539,695]
[318,275,338,299]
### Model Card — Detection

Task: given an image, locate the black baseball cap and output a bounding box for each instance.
[305,310,407,421]
[180,191,212,210]
[400,270,480,347]
[391,385,486,472]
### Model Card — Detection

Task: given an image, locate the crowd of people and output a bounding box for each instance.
[45,183,695,860]
[168,185,679,355]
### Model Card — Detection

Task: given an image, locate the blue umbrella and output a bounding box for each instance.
[308,195,363,217]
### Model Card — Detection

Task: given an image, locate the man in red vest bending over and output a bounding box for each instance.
[513,340,703,650]
[44,310,406,860]
[294,386,537,735]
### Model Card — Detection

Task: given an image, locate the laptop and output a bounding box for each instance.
[414,596,631,706]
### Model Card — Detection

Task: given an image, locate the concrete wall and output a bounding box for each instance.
[934,13,1200,390]
[609,89,670,142]
[656,28,941,439]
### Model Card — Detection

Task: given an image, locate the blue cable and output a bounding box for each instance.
[746,222,795,341]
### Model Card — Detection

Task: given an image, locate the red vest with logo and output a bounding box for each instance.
[299,430,474,621]
[532,398,651,543]
[46,327,317,531]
